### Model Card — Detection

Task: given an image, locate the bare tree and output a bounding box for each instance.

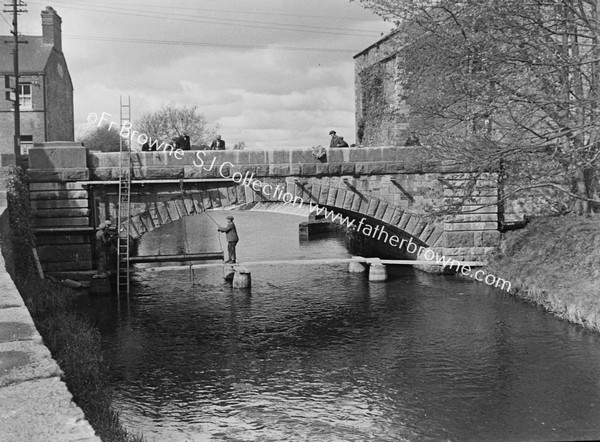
[80,124,122,152]
[355,0,600,214]
[136,104,218,148]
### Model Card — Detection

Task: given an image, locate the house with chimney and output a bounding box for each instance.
[0,6,73,160]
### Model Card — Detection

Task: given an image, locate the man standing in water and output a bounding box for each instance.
[95,220,115,274]
[218,215,239,263]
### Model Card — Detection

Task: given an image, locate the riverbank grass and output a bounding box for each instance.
[486,215,600,331]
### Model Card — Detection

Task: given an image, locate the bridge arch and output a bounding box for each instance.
[112,181,445,256]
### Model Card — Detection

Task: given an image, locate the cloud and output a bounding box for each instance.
[12,0,392,148]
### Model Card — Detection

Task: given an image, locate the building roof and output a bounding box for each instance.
[0,36,54,74]
[354,29,403,59]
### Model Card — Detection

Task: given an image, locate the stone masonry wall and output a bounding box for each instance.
[354,31,409,146]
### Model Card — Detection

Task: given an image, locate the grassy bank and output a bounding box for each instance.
[486,214,600,331]
[1,166,144,442]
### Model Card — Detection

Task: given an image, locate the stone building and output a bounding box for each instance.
[354,30,409,147]
[0,6,74,161]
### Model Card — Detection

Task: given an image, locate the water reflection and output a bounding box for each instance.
[89,211,600,442]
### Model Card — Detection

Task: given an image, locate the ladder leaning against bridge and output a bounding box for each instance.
[117,96,132,296]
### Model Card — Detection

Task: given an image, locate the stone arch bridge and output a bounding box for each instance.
[27,142,500,273]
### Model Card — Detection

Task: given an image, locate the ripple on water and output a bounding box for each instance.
[96,212,600,442]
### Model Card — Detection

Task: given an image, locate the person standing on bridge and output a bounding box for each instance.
[210,134,226,150]
[218,215,239,263]
[329,130,341,148]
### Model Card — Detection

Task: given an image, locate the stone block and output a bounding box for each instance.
[418,223,436,243]
[366,198,379,217]
[474,230,501,247]
[444,231,475,248]
[29,189,88,201]
[126,220,141,239]
[358,197,370,215]
[340,162,355,175]
[37,244,93,265]
[444,221,498,231]
[174,199,188,216]
[325,149,344,163]
[254,164,269,177]
[343,191,354,210]
[43,260,94,272]
[404,216,419,234]
[0,340,62,388]
[28,168,89,182]
[347,148,371,162]
[456,213,498,223]
[390,208,403,225]
[326,187,337,206]
[33,217,89,227]
[29,182,85,191]
[144,166,184,179]
[269,164,291,176]
[398,212,411,230]
[381,205,394,224]
[218,187,230,207]
[227,187,238,206]
[268,149,290,164]
[290,149,317,163]
[30,199,88,210]
[365,162,387,174]
[445,196,498,206]
[301,163,317,175]
[235,185,247,205]
[411,220,427,238]
[428,227,444,246]
[33,208,90,218]
[166,201,181,221]
[36,235,89,246]
[131,214,147,234]
[156,202,171,223]
[328,163,342,175]
[138,211,155,231]
[0,307,39,343]
[208,189,222,208]
[243,184,254,204]
[374,202,388,220]
[335,189,346,208]
[459,204,499,214]
[28,142,86,170]
[351,193,363,212]
[315,163,329,176]
[148,203,164,225]
[354,162,370,174]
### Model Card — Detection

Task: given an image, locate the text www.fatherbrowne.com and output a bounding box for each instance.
[87,111,510,292]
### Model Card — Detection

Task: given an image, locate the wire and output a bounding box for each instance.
[27,0,382,38]
[0,12,11,27]
[41,0,375,23]
[62,34,360,54]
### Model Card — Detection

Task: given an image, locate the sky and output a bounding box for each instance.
[3,0,393,149]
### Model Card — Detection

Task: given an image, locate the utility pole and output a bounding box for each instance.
[3,0,27,163]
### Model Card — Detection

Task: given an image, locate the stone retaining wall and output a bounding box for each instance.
[0,207,100,441]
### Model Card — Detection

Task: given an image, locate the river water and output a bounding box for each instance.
[89,211,600,442]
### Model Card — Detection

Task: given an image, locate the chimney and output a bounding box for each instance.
[41,6,62,52]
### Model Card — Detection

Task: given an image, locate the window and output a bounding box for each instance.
[19,83,32,110]
[20,135,33,155]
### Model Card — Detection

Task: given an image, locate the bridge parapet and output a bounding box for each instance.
[85,146,439,181]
